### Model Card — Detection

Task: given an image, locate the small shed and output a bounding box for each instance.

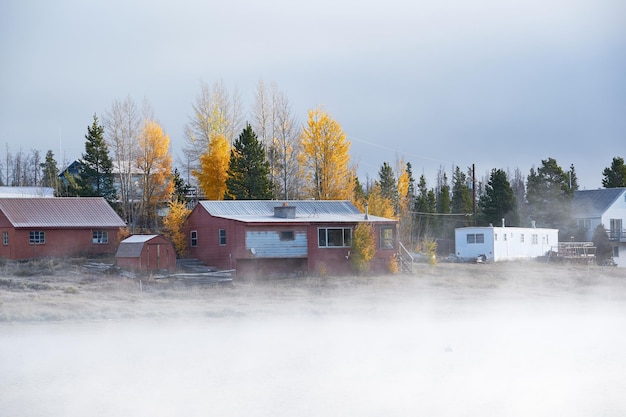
[116,234,176,273]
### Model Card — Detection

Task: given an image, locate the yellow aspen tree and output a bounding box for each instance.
[366,183,395,219]
[396,161,413,243]
[136,120,174,231]
[299,108,352,200]
[193,134,230,200]
[351,222,376,274]
[163,200,191,257]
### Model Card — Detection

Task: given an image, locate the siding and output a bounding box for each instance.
[245,230,308,258]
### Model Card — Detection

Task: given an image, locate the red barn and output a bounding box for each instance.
[116,235,176,273]
[183,200,398,278]
[0,197,126,260]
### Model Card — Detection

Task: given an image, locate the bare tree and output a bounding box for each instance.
[103,96,142,229]
[182,80,243,187]
[252,81,301,199]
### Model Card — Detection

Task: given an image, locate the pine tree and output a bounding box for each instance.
[40,150,61,196]
[478,169,518,226]
[601,157,626,188]
[172,168,191,203]
[526,157,573,233]
[78,114,116,203]
[225,123,273,199]
[378,162,397,202]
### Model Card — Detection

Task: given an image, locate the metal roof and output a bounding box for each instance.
[0,197,127,228]
[572,188,626,218]
[197,200,396,223]
[121,234,159,243]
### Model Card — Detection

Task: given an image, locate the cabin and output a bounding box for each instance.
[116,235,176,273]
[455,226,558,262]
[572,188,626,267]
[0,197,126,260]
[183,200,398,278]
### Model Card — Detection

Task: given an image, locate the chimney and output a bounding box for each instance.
[274,203,296,219]
[502,218,505,228]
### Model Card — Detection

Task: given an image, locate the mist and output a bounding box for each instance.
[2,265,626,416]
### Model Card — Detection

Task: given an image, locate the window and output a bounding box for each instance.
[614,246,619,258]
[610,219,622,240]
[219,229,227,245]
[318,227,352,247]
[466,233,484,244]
[532,234,538,245]
[494,233,498,241]
[504,234,508,241]
[578,219,591,231]
[29,231,45,245]
[2,231,7,246]
[520,233,525,243]
[190,230,198,247]
[92,230,108,244]
[380,226,395,249]
[279,231,295,241]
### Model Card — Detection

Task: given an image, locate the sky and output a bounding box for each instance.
[1,0,624,190]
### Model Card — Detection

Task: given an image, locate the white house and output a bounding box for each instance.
[455,226,558,262]
[572,188,626,267]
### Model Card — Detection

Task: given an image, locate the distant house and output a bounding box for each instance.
[183,200,398,278]
[572,188,626,267]
[0,197,126,260]
[455,226,558,262]
[116,234,176,273]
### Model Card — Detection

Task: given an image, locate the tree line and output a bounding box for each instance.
[3,80,626,256]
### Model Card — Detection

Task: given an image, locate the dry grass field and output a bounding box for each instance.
[1,258,625,323]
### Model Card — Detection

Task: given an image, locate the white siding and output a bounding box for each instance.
[455,227,558,262]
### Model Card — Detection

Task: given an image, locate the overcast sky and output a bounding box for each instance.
[1,0,624,190]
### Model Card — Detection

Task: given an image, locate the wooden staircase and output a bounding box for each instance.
[397,242,414,274]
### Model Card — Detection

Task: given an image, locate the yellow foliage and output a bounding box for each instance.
[351,222,376,274]
[193,134,230,200]
[162,200,191,257]
[299,108,352,200]
[366,183,395,219]
[397,169,409,213]
[137,120,174,228]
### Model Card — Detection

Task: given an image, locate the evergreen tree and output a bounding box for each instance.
[172,168,191,203]
[526,157,573,236]
[601,157,626,188]
[378,162,397,202]
[451,166,473,214]
[226,123,273,199]
[413,175,436,244]
[478,168,518,226]
[40,150,61,196]
[78,114,116,203]
[592,224,613,265]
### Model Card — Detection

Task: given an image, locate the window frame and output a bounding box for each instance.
[219,229,227,246]
[2,231,8,246]
[29,230,45,245]
[380,226,395,249]
[92,230,108,244]
[279,230,295,241]
[190,230,198,247]
[318,227,352,248]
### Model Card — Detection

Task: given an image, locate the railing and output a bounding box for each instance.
[397,242,414,274]
[608,229,626,242]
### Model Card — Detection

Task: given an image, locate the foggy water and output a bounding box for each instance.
[2,292,626,416]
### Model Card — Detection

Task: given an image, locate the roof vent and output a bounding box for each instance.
[274,204,296,219]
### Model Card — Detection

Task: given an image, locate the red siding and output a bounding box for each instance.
[184,205,398,278]
[117,236,176,273]
[0,227,122,260]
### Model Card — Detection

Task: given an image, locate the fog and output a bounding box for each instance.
[2,269,626,416]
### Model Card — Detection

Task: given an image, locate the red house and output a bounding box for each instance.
[116,234,177,273]
[183,200,398,278]
[0,197,126,260]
